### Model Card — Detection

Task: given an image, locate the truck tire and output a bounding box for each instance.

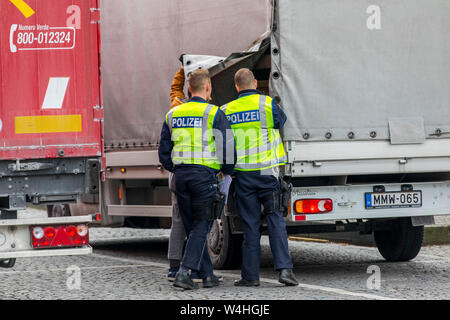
[374,217,424,262]
[207,210,243,270]
[47,204,71,217]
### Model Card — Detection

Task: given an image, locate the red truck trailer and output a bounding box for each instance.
[0,0,101,266]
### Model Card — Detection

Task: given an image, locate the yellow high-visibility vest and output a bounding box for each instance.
[222,94,287,171]
[165,101,221,170]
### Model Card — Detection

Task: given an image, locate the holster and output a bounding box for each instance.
[261,178,292,217]
[279,178,293,217]
[197,191,226,222]
[210,191,226,221]
[262,192,281,216]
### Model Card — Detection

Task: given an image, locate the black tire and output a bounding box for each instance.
[207,210,243,270]
[47,204,71,217]
[0,259,16,268]
[374,218,424,262]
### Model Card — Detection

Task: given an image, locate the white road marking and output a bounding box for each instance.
[93,253,168,268]
[0,264,153,275]
[92,253,397,300]
[417,254,450,262]
[328,244,450,263]
[216,270,397,300]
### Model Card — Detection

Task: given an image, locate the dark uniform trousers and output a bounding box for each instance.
[174,166,218,279]
[235,171,293,281]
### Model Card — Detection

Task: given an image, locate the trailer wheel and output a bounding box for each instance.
[374,218,424,262]
[47,204,71,217]
[0,259,16,268]
[207,210,243,270]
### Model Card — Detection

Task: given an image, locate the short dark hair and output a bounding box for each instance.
[188,69,211,93]
[234,68,256,89]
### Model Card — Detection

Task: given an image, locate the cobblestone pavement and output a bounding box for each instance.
[0,224,449,300]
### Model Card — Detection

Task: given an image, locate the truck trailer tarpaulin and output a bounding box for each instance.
[100,0,272,150]
[0,0,102,160]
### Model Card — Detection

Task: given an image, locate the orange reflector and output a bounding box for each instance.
[295,200,303,214]
[118,187,123,200]
[121,168,126,173]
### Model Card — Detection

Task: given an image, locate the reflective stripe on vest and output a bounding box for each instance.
[222,94,287,171]
[165,101,221,170]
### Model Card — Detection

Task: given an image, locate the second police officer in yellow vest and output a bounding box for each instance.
[222,68,298,287]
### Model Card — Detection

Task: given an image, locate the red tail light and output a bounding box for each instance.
[65,226,77,237]
[294,199,333,214]
[44,227,56,238]
[31,224,89,249]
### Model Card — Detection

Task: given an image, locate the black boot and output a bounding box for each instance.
[173,266,198,290]
[279,269,299,286]
[203,275,221,288]
[234,278,260,287]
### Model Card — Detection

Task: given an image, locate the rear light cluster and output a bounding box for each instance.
[30,224,89,249]
[294,199,333,214]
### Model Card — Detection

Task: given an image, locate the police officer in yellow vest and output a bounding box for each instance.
[159,69,236,290]
[222,68,298,287]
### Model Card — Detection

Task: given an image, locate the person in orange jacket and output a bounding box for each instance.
[167,58,188,281]
[170,65,188,109]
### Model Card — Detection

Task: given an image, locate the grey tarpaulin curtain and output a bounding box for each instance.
[270,0,450,143]
[101,0,272,149]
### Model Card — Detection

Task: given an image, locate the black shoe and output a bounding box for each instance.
[279,269,299,286]
[173,272,198,290]
[190,270,203,283]
[234,278,260,287]
[203,275,221,288]
[211,274,223,282]
[191,271,223,283]
[167,267,179,282]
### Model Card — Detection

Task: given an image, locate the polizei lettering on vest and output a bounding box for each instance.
[227,110,260,125]
[172,117,203,128]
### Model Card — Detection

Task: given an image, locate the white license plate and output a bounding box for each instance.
[365,191,422,209]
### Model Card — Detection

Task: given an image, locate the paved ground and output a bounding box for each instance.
[0,226,449,300]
